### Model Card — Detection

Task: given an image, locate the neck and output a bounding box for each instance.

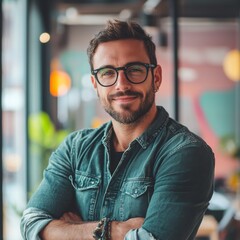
[111,105,157,152]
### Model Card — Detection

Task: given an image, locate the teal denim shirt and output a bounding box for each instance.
[20,106,215,240]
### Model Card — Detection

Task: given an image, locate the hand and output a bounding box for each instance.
[111,217,144,240]
[40,212,96,240]
[60,212,83,224]
[41,212,144,240]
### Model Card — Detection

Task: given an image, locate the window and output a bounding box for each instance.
[2,0,27,239]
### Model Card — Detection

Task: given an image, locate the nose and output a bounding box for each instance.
[115,70,131,90]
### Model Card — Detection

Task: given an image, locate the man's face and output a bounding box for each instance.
[91,39,161,124]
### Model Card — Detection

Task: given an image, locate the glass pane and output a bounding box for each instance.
[178,19,239,179]
[2,0,27,239]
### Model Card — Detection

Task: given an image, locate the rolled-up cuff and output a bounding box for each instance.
[124,227,157,240]
[20,207,53,240]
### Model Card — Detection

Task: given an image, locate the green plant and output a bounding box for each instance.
[219,135,240,159]
[28,111,69,171]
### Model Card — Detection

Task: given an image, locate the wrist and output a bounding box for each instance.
[110,221,121,240]
[92,217,111,240]
[107,220,111,240]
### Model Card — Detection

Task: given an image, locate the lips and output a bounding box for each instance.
[113,95,138,103]
[109,90,142,102]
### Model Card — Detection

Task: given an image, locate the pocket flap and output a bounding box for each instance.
[121,179,153,198]
[69,172,100,191]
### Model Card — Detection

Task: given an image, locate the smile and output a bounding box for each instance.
[113,95,138,102]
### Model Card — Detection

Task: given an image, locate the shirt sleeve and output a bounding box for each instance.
[125,227,157,240]
[20,207,53,240]
[141,142,215,240]
[26,133,76,217]
[21,133,77,238]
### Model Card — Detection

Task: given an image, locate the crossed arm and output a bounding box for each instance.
[40,212,144,240]
[21,138,215,240]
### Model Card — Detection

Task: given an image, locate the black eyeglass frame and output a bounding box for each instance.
[91,62,156,87]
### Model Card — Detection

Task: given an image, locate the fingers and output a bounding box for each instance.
[60,212,83,223]
[111,217,145,239]
[126,217,144,228]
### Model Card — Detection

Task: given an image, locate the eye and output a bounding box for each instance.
[127,64,145,74]
[98,68,115,78]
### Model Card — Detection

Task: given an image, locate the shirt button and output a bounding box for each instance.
[91,181,95,185]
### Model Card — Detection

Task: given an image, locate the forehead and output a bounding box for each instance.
[92,39,149,68]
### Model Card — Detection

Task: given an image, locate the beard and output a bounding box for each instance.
[97,82,155,124]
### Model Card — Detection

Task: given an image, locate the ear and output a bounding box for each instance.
[154,65,162,91]
[91,75,97,89]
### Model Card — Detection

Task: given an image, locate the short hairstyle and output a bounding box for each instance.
[87,19,157,70]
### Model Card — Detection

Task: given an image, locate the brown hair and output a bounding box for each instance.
[87,19,157,70]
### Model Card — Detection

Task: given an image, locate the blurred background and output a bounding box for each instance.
[1,0,240,239]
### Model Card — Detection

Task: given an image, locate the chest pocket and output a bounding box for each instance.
[122,180,152,198]
[119,178,153,220]
[69,171,101,221]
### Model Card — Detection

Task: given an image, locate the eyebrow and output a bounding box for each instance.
[94,62,145,70]
[96,64,114,69]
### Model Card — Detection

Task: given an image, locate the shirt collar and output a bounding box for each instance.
[102,106,169,149]
[136,106,169,149]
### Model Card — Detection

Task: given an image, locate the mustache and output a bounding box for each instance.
[108,90,143,99]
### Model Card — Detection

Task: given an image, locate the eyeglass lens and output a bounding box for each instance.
[97,63,148,86]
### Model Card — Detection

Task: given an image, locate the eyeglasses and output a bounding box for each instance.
[91,62,156,87]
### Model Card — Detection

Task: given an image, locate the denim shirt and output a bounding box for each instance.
[20,106,215,240]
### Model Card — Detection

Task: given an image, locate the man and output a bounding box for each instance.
[21,19,215,240]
